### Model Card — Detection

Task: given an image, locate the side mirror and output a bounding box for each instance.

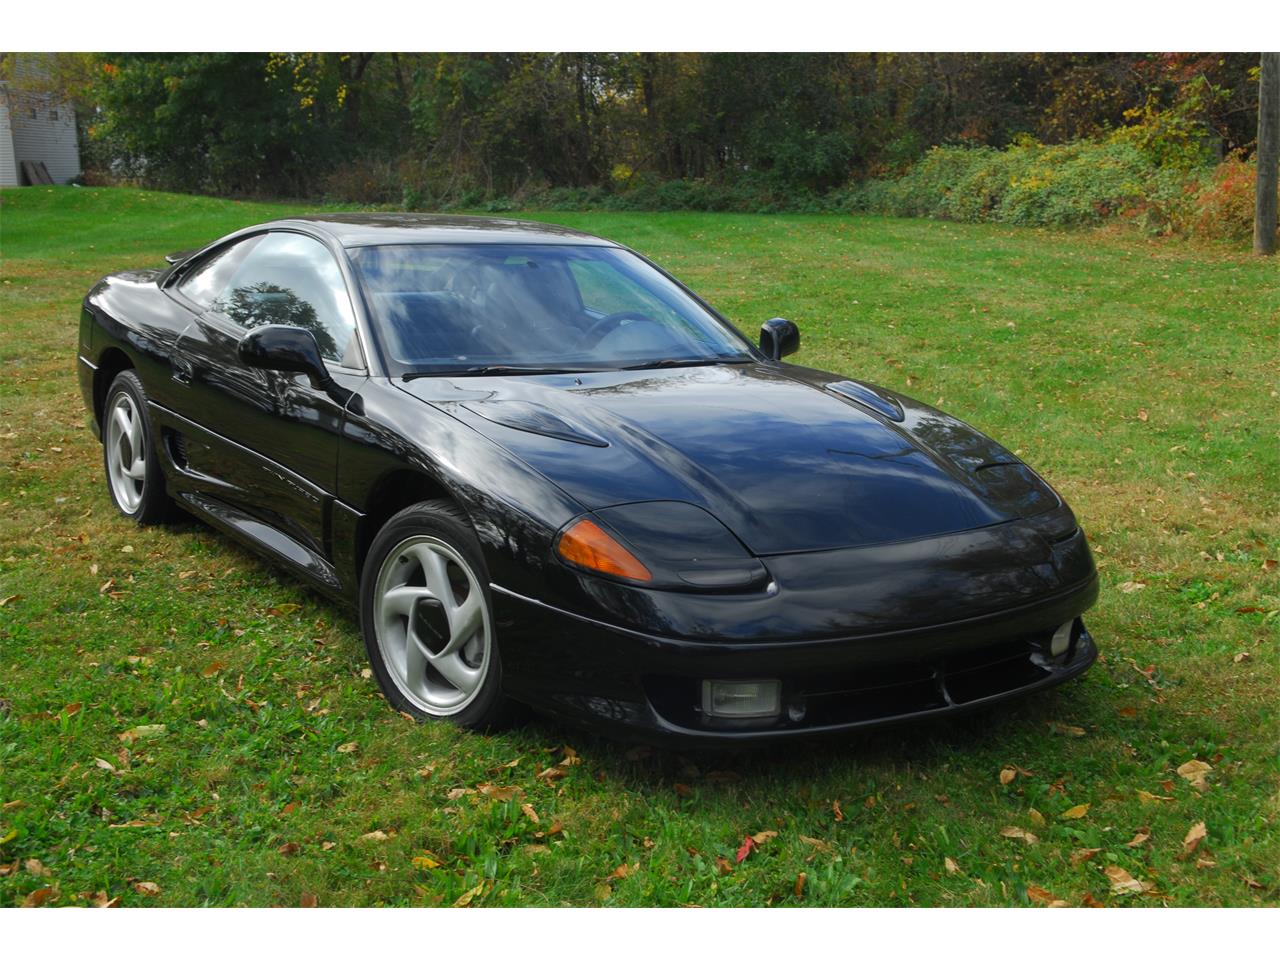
[238,324,330,387]
[759,317,800,360]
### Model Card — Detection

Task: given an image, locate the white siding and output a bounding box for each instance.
[8,90,81,184]
[0,100,18,187]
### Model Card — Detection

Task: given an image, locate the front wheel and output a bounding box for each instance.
[360,500,516,729]
[102,370,172,525]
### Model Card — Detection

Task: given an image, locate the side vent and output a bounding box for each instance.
[166,429,190,469]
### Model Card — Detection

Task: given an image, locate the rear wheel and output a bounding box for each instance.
[360,500,516,729]
[102,370,172,525]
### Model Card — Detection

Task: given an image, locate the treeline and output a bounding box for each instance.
[53,52,1261,210]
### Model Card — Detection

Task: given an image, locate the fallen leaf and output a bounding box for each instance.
[1026,885,1058,904]
[1000,826,1038,844]
[1117,580,1146,594]
[267,603,300,616]
[1061,803,1090,820]
[1071,847,1102,864]
[132,881,160,896]
[520,803,540,824]
[0,595,21,607]
[411,852,442,870]
[944,856,961,875]
[832,799,844,822]
[336,741,359,754]
[1103,865,1150,895]
[999,766,1017,785]
[24,858,51,877]
[1263,559,1277,573]
[118,724,166,744]
[452,882,486,907]
[715,854,732,876]
[282,801,298,815]
[1176,759,1212,791]
[1081,892,1106,908]
[673,782,693,797]
[800,836,834,854]
[1028,807,1046,828]
[299,893,318,907]
[445,787,475,801]
[360,830,390,842]
[93,757,116,772]
[277,842,300,857]
[1195,855,1217,869]
[1136,790,1175,804]
[794,872,807,898]
[1181,821,1207,857]
[1117,706,1138,719]
[202,661,227,678]
[1048,721,1086,737]
[751,830,778,845]
[1233,651,1251,664]
[477,783,521,802]
[735,835,756,863]
[1136,409,1149,422]
[1126,829,1151,848]
[62,702,82,717]
[21,886,58,907]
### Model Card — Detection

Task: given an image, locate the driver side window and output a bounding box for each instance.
[567,259,685,330]
[184,232,361,367]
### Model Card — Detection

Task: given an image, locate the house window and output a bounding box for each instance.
[51,109,59,121]
[28,107,37,120]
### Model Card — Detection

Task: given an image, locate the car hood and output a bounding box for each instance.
[398,363,1061,555]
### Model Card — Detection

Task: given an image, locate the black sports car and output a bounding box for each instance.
[77,214,1098,743]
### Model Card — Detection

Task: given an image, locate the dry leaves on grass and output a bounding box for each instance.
[1000,826,1038,844]
[1136,789,1175,804]
[736,830,778,863]
[131,881,160,896]
[1182,822,1207,857]
[300,893,318,907]
[1117,580,1146,594]
[1061,803,1090,820]
[1026,885,1067,907]
[1103,865,1152,896]
[1047,721,1086,737]
[1177,759,1212,791]
[1071,847,1102,864]
[1126,829,1151,848]
[118,724,166,744]
[336,741,359,754]
[944,856,961,875]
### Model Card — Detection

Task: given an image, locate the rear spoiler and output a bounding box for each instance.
[164,249,197,266]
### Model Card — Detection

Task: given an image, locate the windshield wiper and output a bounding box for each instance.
[403,365,589,381]
[621,357,753,371]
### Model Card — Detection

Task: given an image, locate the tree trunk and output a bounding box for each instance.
[1256,53,1278,256]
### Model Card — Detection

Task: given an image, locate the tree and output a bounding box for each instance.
[1255,53,1278,256]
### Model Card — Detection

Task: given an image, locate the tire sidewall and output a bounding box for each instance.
[359,501,507,728]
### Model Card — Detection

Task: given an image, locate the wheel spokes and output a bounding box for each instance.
[382,584,433,619]
[428,649,482,695]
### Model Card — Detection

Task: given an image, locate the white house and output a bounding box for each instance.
[0,77,82,186]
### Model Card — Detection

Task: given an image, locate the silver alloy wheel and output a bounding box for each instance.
[372,535,492,716]
[105,391,146,513]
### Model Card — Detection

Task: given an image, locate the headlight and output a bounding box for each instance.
[554,501,769,592]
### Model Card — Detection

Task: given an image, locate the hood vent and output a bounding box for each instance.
[825,380,905,422]
[459,400,608,447]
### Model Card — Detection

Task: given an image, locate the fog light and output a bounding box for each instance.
[1050,620,1077,657]
[701,679,781,719]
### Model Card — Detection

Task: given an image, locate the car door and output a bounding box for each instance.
[164,231,366,571]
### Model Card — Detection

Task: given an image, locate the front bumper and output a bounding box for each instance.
[493,573,1098,745]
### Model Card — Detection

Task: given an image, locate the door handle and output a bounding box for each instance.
[172,357,194,384]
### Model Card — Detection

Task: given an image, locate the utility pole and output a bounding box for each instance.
[1256,53,1278,256]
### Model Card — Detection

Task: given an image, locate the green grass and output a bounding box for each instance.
[1,186,1277,907]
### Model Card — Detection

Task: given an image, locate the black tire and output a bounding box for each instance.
[360,499,518,730]
[101,370,173,525]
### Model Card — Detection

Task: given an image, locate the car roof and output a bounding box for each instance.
[269,213,617,249]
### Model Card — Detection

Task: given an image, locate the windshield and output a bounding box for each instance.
[349,243,755,376]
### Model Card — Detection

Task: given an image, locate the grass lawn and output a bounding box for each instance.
[1,186,1277,908]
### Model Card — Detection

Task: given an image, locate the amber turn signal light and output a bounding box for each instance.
[556,518,652,583]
